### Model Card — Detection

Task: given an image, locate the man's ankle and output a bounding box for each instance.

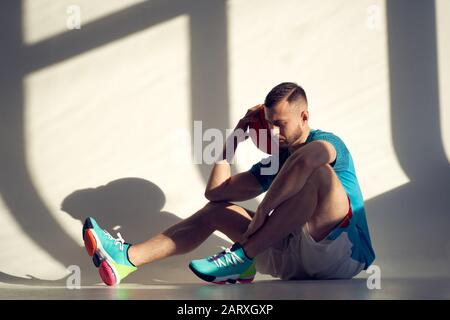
[239,243,255,260]
[127,245,138,267]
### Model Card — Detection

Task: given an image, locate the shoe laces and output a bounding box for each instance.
[208,246,244,268]
[103,230,125,251]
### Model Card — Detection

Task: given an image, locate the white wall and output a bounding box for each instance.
[0,0,449,284]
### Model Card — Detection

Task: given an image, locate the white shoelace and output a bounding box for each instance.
[103,230,125,251]
[208,246,244,268]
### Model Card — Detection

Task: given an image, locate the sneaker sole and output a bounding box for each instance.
[82,218,120,286]
[188,263,255,285]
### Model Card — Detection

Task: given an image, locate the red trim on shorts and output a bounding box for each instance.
[338,195,353,228]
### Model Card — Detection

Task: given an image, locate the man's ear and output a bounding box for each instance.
[302,110,309,121]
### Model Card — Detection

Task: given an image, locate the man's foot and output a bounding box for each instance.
[82,217,137,286]
[189,242,256,284]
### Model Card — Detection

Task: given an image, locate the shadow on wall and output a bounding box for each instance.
[61,178,232,285]
[1,0,450,286]
[365,0,450,277]
[0,0,258,285]
[0,178,231,286]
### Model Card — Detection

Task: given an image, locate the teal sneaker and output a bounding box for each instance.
[82,217,137,286]
[189,242,256,284]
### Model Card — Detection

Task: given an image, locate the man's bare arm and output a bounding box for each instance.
[205,169,263,202]
[204,105,264,202]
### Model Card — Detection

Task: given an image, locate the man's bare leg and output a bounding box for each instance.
[242,164,350,258]
[128,202,254,267]
[128,164,348,267]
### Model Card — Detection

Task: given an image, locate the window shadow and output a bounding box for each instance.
[1,0,449,286]
[365,0,450,277]
[0,0,260,285]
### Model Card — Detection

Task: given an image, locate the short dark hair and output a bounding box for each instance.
[264,82,308,109]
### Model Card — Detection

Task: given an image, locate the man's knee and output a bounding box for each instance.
[307,164,334,190]
[196,201,232,221]
[202,200,232,211]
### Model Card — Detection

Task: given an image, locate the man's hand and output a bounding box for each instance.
[222,104,263,162]
[235,104,264,132]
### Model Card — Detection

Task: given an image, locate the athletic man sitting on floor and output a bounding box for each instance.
[82,82,375,285]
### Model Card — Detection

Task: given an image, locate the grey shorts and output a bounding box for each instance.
[254,222,365,280]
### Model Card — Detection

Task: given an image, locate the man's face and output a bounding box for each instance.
[264,100,308,149]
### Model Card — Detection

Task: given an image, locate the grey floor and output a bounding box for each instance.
[1,278,449,300]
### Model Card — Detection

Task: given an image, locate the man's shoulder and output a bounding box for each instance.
[309,128,344,143]
[308,128,350,159]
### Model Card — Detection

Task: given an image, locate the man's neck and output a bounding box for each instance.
[288,126,311,154]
